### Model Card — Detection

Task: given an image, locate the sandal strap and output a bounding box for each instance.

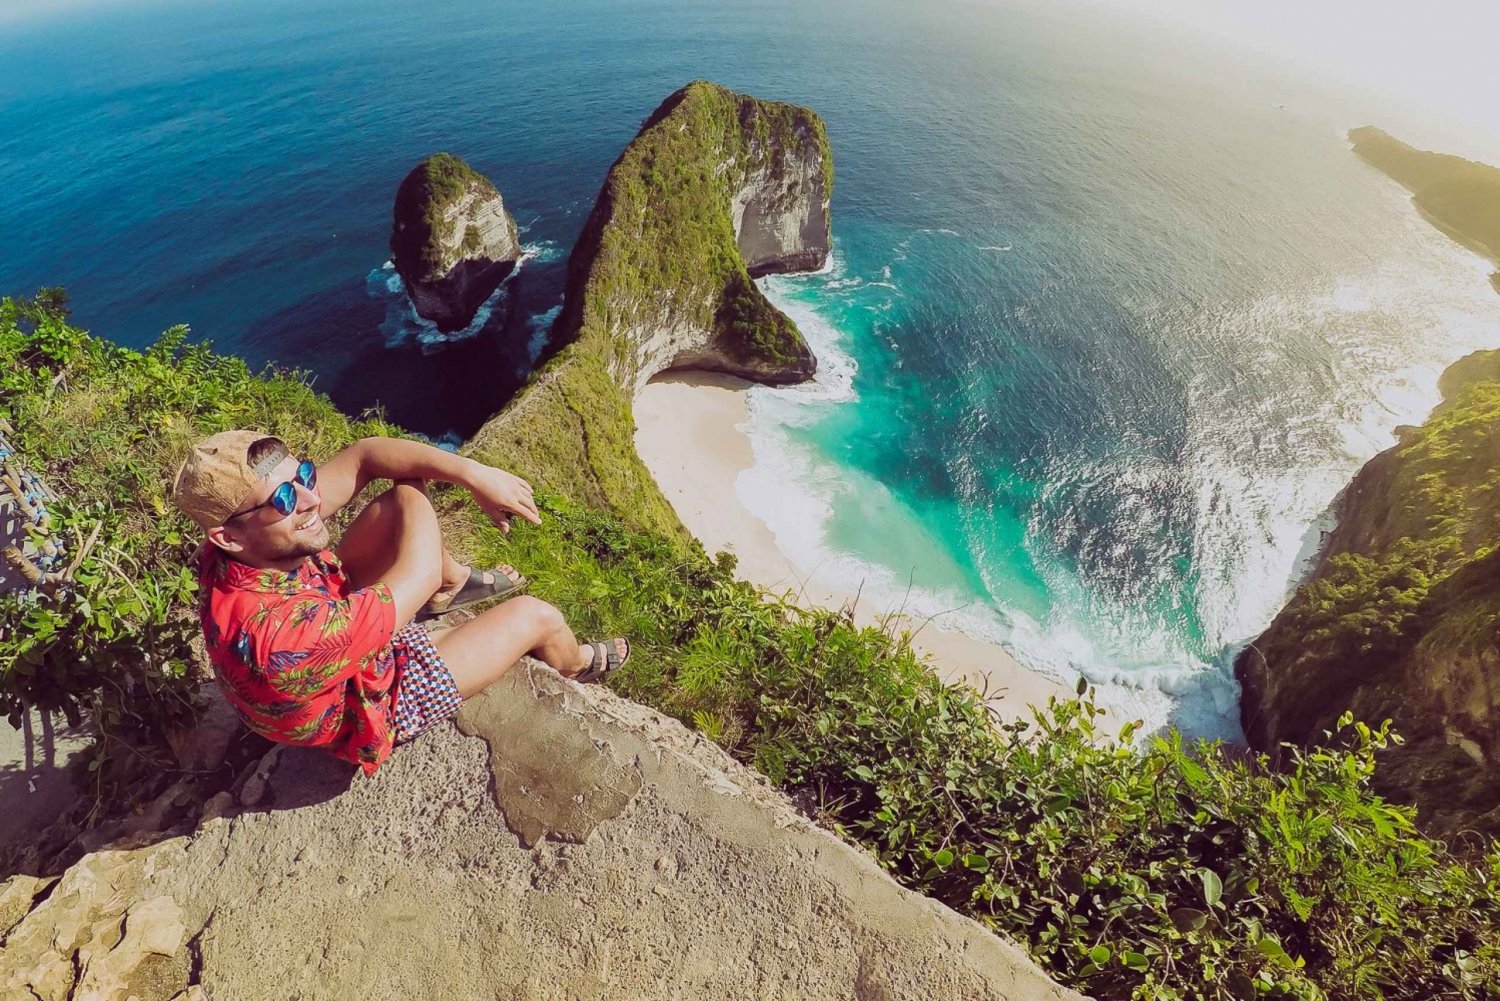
[417,565,528,621]
[577,638,629,684]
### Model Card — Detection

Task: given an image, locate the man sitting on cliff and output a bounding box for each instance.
[171,430,630,773]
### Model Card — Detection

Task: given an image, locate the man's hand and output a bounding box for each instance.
[465,464,541,534]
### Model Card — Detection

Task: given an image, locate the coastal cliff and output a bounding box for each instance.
[0,662,1078,1000]
[558,79,829,391]
[5,88,1498,998]
[1237,349,1500,837]
[465,82,831,536]
[390,153,522,331]
[1350,126,1500,286]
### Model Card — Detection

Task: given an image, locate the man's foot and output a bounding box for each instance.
[573,638,630,684]
[417,564,527,621]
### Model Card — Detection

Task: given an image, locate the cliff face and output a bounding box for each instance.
[733,138,832,278]
[1236,350,1500,838]
[465,82,833,535]
[390,153,521,332]
[0,662,1078,1001]
[1350,126,1500,279]
[558,80,830,391]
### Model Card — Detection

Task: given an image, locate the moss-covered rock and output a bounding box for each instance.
[390,153,521,331]
[559,80,830,389]
[467,81,834,535]
[1237,348,1500,838]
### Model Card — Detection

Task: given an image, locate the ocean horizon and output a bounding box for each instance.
[4,0,1500,738]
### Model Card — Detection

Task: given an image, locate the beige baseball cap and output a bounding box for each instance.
[171,430,289,529]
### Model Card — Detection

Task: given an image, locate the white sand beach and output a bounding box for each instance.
[633,372,1079,721]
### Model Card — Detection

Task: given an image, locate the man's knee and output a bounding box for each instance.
[512,595,566,635]
[378,479,437,524]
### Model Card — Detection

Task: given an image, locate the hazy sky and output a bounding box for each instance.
[1108,0,1500,156]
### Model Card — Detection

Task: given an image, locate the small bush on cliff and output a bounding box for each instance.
[5,299,1495,998]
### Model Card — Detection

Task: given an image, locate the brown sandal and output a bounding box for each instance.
[416,564,528,621]
[575,638,630,684]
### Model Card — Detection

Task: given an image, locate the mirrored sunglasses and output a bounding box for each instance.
[227,459,317,523]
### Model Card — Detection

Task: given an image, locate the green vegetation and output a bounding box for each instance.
[1240,350,1500,837]
[0,292,393,791]
[1350,127,1500,268]
[390,152,497,280]
[4,296,1497,998]
[467,81,828,534]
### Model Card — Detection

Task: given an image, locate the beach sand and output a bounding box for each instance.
[633,372,1079,721]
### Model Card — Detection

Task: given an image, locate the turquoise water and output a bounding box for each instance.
[4,0,1499,734]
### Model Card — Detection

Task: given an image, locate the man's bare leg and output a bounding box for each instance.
[336,480,623,695]
[432,596,623,696]
[337,481,464,596]
[340,482,522,603]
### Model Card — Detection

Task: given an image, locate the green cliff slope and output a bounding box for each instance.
[465,81,830,538]
[1350,126,1500,270]
[1238,349,1500,837]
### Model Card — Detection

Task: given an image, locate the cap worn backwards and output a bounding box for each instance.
[171,430,288,529]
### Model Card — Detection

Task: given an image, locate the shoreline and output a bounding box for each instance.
[633,371,1081,721]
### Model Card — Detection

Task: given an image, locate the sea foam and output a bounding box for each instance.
[734,223,1500,745]
[368,241,551,352]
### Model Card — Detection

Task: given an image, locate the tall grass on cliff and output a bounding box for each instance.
[1,296,1495,999]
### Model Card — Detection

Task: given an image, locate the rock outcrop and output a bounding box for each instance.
[1350,126,1500,291]
[557,80,830,390]
[465,82,833,536]
[390,153,521,331]
[0,662,1079,1000]
[1236,349,1500,838]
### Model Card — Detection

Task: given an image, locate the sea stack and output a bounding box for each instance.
[465,80,834,533]
[390,153,521,332]
[555,80,832,389]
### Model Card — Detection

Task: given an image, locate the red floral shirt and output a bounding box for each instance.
[197,546,398,774]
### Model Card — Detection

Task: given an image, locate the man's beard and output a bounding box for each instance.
[260,524,331,562]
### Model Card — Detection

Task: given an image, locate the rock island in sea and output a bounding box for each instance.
[390,152,522,331]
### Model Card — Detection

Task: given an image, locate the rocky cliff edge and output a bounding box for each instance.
[0,662,1078,1001]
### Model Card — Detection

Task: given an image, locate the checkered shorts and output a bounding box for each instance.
[391,623,464,743]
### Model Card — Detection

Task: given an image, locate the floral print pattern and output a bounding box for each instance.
[198,545,399,775]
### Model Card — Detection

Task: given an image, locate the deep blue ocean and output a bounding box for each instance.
[4,0,1499,735]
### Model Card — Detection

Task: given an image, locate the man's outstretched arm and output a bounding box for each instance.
[316,437,540,530]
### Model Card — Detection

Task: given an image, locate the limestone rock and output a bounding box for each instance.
[390,153,521,332]
[0,661,1079,1000]
[557,81,831,391]
[462,83,835,537]
[0,873,54,939]
[164,682,241,773]
[73,895,190,1001]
